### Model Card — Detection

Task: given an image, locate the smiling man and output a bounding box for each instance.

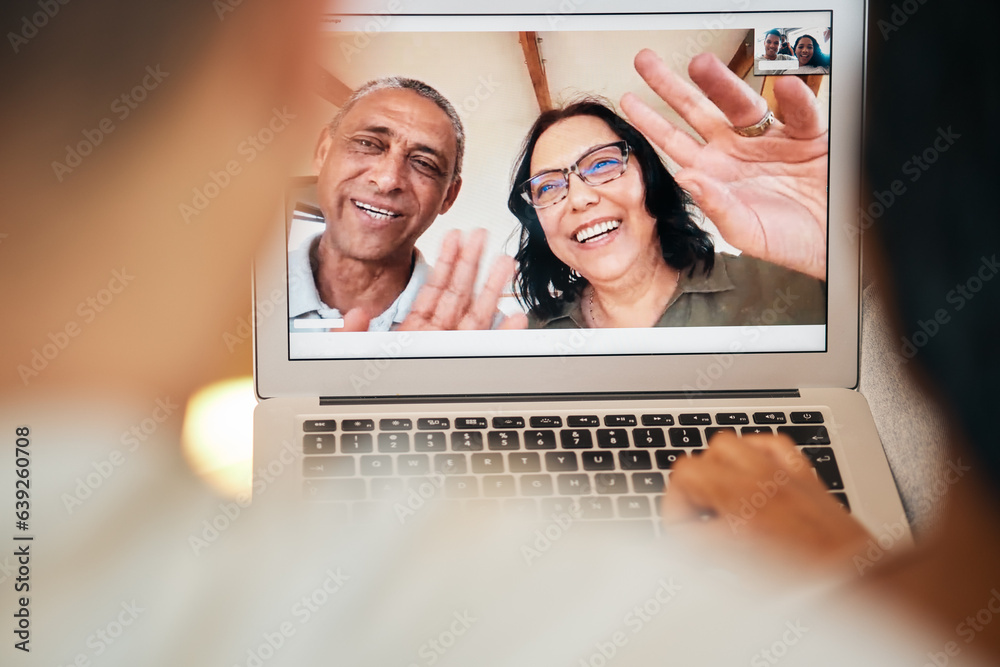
[753,29,796,75]
[289,77,504,332]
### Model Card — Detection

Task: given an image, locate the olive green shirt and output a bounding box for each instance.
[528,254,826,329]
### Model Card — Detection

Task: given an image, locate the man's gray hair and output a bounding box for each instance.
[328,76,464,181]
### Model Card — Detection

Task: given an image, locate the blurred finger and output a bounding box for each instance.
[432,228,486,329]
[632,48,728,141]
[674,169,765,252]
[405,229,461,327]
[773,76,826,139]
[458,253,516,330]
[341,307,373,332]
[620,92,705,169]
[687,52,770,131]
[496,312,529,330]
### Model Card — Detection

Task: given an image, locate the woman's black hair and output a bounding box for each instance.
[506,98,715,320]
[793,34,830,68]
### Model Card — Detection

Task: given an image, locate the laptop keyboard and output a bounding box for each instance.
[299,409,849,523]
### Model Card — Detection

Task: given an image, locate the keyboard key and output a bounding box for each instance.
[802,447,844,490]
[509,453,542,473]
[371,478,404,499]
[741,426,773,436]
[360,455,393,476]
[568,415,600,427]
[579,496,613,519]
[619,451,652,470]
[504,498,539,518]
[379,418,412,431]
[655,450,685,469]
[558,474,592,495]
[342,419,375,431]
[594,473,628,494]
[679,413,712,426]
[597,429,630,448]
[520,474,553,496]
[483,475,517,498]
[668,428,703,447]
[471,453,505,474]
[715,413,749,425]
[526,430,557,450]
[582,452,616,471]
[705,427,736,442]
[831,492,851,511]
[617,496,652,518]
[541,497,580,518]
[417,418,450,430]
[633,428,666,448]
[641,414,674,426]
[456,417,488,429]
[791,411,825,424]
[777,425,831,445]
[397,455,430,475]
[753,412,787,425]
[303,456,354,478]
[545,452,578,472]
[414,432,446,452]
[530,416,563,428]
[378,432,409,453]
[560,429,594,449]
[444,476,478,498]
[434,454,468,475]
[303,433,335,454]
[632,472,665,493]
[303,419,336,432]
[451,431,484,451]
[492,416,525,428]
[488,430,520,451]
[340,433,373,454]
[303,479,365,502]
[605,414,637,427]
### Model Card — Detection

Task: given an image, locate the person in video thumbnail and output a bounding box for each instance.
[508,52,828,330]
[290,77,525,333]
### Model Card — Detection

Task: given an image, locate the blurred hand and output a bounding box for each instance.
[343,229,528,332]
[622,50,828,281]
[663,432,871,571]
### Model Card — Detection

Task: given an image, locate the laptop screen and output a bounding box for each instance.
[282,8,835,364]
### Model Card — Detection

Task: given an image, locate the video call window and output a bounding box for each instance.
[753,27,832,75]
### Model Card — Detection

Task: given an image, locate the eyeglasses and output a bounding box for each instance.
[519,140,630,209]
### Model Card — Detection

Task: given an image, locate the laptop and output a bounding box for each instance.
[253,0,910,538]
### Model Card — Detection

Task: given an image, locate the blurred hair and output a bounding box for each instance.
[506,98,714,320]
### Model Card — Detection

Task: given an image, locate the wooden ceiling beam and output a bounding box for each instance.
[316,66,353,107]
[519,31,553,113]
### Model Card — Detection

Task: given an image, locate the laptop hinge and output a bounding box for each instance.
[318,389,801,406]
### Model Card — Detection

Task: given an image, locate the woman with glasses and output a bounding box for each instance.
[506,97,826,329]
